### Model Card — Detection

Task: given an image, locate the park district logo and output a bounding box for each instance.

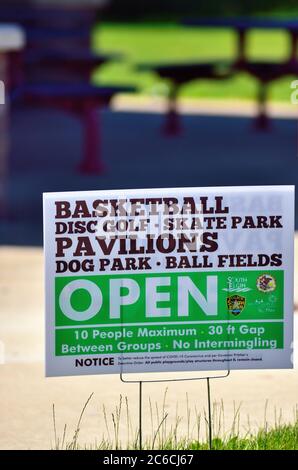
[222,275,252,293]
[227,295,246,316]
[256,274,276,293]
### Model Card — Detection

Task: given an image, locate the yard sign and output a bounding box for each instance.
[44,186,294,377]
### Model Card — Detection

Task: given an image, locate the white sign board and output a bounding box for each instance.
[44,186,294,377]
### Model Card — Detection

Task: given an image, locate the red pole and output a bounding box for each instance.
[79,101,105,174]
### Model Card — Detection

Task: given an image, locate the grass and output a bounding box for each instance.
[92,22,295,103]
[52,391,298,450]
[190,424,298,450]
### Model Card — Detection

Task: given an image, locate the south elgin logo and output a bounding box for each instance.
[222,275,251,293]
[227,295,246,316]
[256,274,276,293]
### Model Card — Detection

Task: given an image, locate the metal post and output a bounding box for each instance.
[255,81,269,131]
[79,102,105,175]
[139,381,143,450]
[207,378,212,450]
[120,371,230,450]
[163,83,181,136]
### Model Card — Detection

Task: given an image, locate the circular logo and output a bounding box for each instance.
[256,274,276,293]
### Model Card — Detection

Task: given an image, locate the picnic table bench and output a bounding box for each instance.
[1,3,135,175]
[141,17,298,134]
[183,17,298,130]
[24,48,121,83]
[14,83,135,174]
[138,61,234,135]
[10,46,133,174]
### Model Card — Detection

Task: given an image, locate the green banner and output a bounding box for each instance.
[55,270,283,356]
[56,322,283,356]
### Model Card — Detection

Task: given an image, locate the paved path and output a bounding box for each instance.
[1,105,298,245]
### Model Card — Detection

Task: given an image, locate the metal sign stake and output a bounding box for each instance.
[139,381,143,451]
[121,370,230,451]
[206,377,212,450]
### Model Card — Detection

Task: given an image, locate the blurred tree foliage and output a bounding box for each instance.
[102,0,298,21]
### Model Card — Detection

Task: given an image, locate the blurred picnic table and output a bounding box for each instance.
[183,17,298,129]
[0,1,137,176]
[184,17,298,64]
[144,16,298,134]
